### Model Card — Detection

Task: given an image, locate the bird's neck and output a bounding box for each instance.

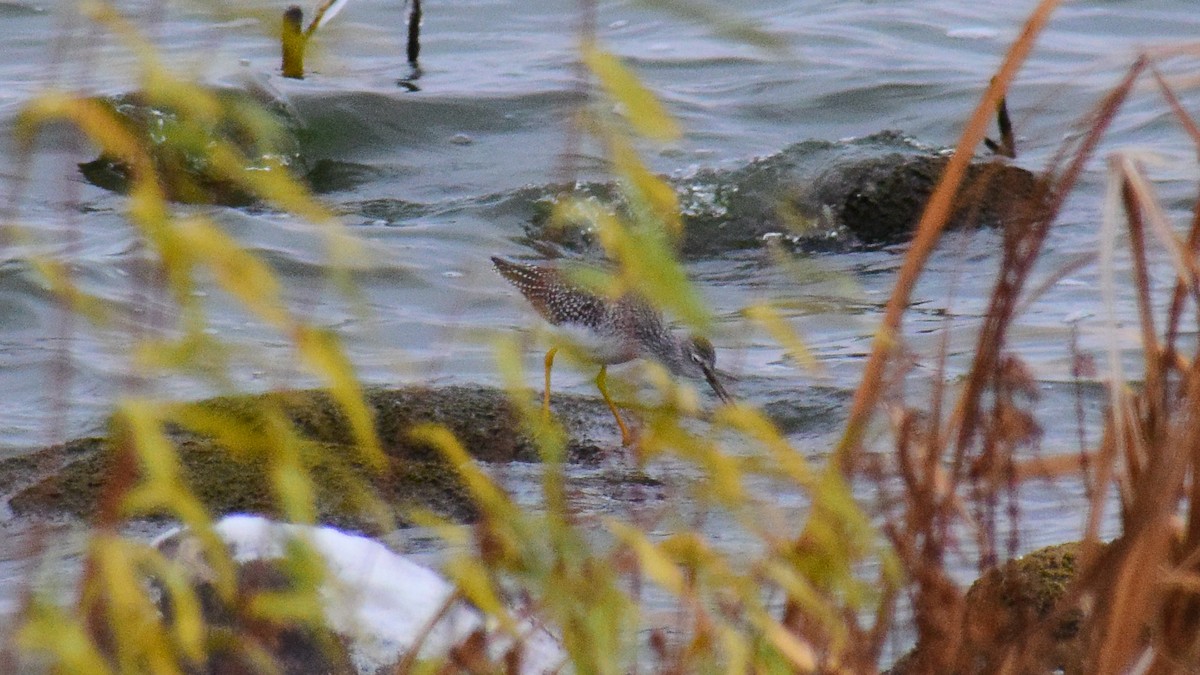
[645,339,687,376]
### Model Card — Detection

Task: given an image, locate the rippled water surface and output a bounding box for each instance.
[1,0,1198,647]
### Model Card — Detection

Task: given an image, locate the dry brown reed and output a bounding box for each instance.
[836,13,1200,672]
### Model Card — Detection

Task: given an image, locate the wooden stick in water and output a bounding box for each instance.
[407,0,422,67]
[281,6,306,79]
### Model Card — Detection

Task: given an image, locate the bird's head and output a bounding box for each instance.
[681,335,732,404]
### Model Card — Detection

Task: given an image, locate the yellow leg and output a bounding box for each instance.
[542,347,558,421]
[595,365,633,446]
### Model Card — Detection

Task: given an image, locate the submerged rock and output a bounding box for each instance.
[806,152,1045,245]
[4,385,620,531]
[79,79,307,207]
[521,132,1045,256]
[154,514,565,674]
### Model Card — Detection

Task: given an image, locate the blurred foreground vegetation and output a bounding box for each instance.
[8,1,1200,673]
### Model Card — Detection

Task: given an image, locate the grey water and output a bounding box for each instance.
[0,0,1197,658]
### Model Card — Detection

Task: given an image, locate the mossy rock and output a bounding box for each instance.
[5,384,620,531]
[7,436,474,532]
[888,542,1094,675]
[961,542,1090,674]
[0,436,102,496]
[190,384,606,463]
[966,543,1083,636]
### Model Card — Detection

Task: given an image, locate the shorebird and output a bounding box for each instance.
[491,256,731,445]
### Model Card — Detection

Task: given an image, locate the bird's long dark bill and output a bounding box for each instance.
[700,363,732,404]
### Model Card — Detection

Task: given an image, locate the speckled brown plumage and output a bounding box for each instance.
[491,256,731,405]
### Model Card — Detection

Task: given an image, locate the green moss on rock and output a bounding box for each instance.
[888,542,1094,675]
[7,436,475,532]
[0,436,103,496]
[190,385,592,463]
[5,384,621,530]
[983,542,1081,626]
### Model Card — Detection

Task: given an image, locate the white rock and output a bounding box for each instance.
[156,515,566,674]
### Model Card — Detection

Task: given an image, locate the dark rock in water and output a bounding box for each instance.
[807,153,1045,245]
[519,181,622,253]
[304,159,383,194]
[78,82,308,207]
[675,148,816,257]
[759,385,851,438]
[347,197,433,225]
[519,132,1046,256]
[3,385,625,531]
[958,542,1089,674]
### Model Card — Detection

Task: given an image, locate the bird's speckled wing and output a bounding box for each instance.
[491,257,608,329]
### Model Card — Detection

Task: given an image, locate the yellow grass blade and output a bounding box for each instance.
[607,521,686,595]
[582,45,680,141]
[743,302,820,371]
[176,216,290,329]
[294,326,385,469]
[556,199,710,329]
[607,132,683,236]
[16,601,116,675]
